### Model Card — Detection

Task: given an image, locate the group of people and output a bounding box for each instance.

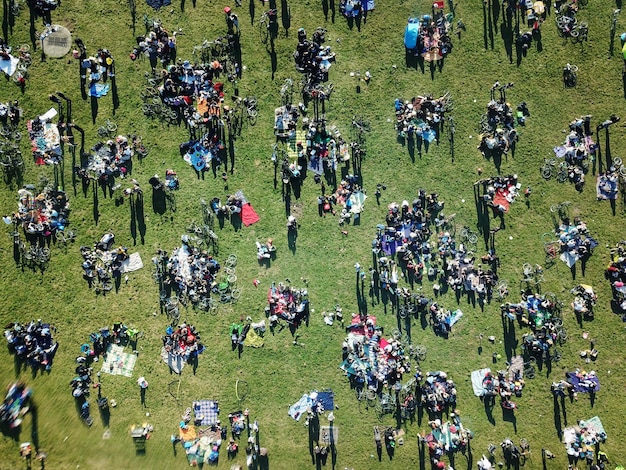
[403,8,455,63]
[163,322,205,363]
[393,94,449,143]
[556,215,596,268]
[132,20,178,70]
[15,186,71,241]
[78,135,143,190]
[477,92,527,159]
[0,382,32,429]
[80,233,129,289]
[422,413,472,469]
[161,237,222,306]
[341,327,413,395]
[420,371,457,416]
[4,320,58,371]
[553,116,597,191]
[294,27,335,86]
[267,282,310,330]
[605,241,626,315]
[0,101,22,128]
[83,323,137,360]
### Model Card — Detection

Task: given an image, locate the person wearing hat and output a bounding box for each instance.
[224,7,240,35]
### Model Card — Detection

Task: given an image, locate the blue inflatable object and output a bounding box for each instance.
[404,18,420,49]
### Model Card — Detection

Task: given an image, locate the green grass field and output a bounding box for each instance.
[0,0,625,468]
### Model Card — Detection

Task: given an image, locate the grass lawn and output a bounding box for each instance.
[0,0,625,468]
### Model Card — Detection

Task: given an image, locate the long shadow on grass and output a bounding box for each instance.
[136,192,146,244]
[92,180,100,225]
[552,395,563,440]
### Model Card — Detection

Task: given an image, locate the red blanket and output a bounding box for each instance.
[241,203,259,226]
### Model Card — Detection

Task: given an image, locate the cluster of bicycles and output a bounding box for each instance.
[141,84,179,125]
[555,3,588,43]
[0,126,24,183]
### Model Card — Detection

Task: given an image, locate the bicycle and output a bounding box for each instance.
[97,119,118,138]
[280,78,294,106]
[460,225,479,245]
[518,438,531,465]
[56,229,77,250]
[259,9,278,44]
[375,392,397,422]
[523,357,536,379]
[563,63,578,88]
[549,201,571,221]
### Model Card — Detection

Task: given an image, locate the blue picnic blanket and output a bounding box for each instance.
[193,400,219,426]
[146,0,171,9]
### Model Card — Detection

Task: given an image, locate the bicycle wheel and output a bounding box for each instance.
[230,288,241,300]
[106,120,118,133]
[613,157,622,167]
[467,232,479,244]
[414,345,427,362]
[541,165,553,180]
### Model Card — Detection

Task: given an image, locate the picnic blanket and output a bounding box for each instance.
[446,309,463,327]
[563,416,606,448]
[566,372,600,393]
[597,174,618,200]
[88,82,110,98]
[192,400,220,426]
[120,252,144,273]
[315,390,335,412]
[288,391,334,421]
[161,347,185,374]
[28,119,62,165]
[508,355,524,381]
[146,0,172,10]
[183,142,210,171]
[243,328,264,347]
[492,183,519,212]
[100,344,137,377]
[0,55,20,76]
[471,368,491,397]
[287,129,307,159]
[241,203,260,227]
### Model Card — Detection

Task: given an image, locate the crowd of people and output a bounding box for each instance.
[420,371,457,416]
[553,116,597,191]
[422,412,472,469]
[294,27,336,87]
[27,114,62,165]
[555,215,596,268]
[159,237,222,306]
[477,87,528,160]
[606,241,626,316]
[15,186,70,241]
[403,7,455,64]
[340,326,413,395]
[162,322,205,364]
[77,135,145,187]
[0,382,32,429]
[4,321,58,371]
[393,94,450,143]
[80,233,129,289]
[131,19,178,70]
[267,282,310,330]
